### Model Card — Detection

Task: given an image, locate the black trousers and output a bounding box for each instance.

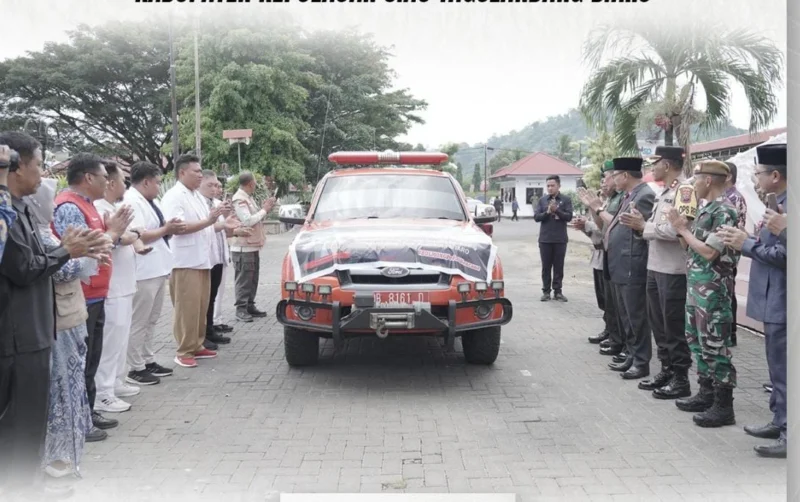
[604,274,624,349]
[0,348,51,494]
[592,268,605,311]
[731,267,738,342]
[511,210,518,221]
[207,263,224,334]
[614,281,652,367]
[646,271,691,370]
[539,242,567,293]
[85,301,106,411]
[765,323,787,438]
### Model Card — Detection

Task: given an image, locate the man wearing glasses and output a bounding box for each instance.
[718,144,787,458]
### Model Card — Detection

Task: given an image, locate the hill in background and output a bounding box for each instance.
[452,108,747,177]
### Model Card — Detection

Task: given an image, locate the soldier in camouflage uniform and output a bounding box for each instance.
[666,160,740,428]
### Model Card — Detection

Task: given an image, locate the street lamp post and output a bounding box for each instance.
[168,12,180,164]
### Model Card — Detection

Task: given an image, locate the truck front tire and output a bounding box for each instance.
[284,327,320,366]
[461,326,501,365]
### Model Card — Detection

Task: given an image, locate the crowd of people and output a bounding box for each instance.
[570,144,788,459]
[0,131,276,498]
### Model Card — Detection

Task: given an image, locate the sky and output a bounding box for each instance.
[1,0,788,149]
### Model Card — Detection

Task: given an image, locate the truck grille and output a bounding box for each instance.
[337,269,449,286]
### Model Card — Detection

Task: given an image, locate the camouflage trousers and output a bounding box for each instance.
[685,304,737,388]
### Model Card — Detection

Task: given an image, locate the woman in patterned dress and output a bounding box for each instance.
[26,178,99,480]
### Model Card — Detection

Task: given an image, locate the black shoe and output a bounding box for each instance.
[764,382,773,393]
[214,324,234,333]
[206,332,231,345]
[236,311,254,322]
[638,366,672,390]
[203,339,219,350]
[127,369,160,386]
[612,352,629,364]
[247,306,267,317]
[608,359,632,372]
[676,377,714,412]
[744,423,781,440]
[653,371,692,400]
[145,362,173,377]
[693,386,735,428]
[540,293,551,302]
[622,365,649,380]
[754,438,787,458]
[599,339,613,349]
[588,331,609,344]
[553,292,568,302]
[92,411,118,430]
[600,345,622,356]
[85,426,108,442]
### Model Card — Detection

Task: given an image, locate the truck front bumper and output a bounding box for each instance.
[275,296,513,350]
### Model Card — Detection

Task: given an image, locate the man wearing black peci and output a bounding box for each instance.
[533,175,573,302]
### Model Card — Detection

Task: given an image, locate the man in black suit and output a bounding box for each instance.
[533,175,573,302]
[600,157,655,380]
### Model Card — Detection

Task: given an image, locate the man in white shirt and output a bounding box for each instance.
[199,170,248,347]
[212,176,234,335]
[94,162,149,412]
[124,161,184,386]
[161,154,227,368]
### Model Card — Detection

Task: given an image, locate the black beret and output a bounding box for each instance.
[756,144,786,166]
[612,157,643,172]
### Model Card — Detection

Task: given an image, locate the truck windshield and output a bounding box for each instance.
[312,174,466,221]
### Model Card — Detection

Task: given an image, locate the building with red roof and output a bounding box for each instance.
[489,152,584,217]
[690,126,786,160]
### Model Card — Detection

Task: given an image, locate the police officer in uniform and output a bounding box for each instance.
[620,146,692,398]
[667,161,739,428]
[718,144,787,457]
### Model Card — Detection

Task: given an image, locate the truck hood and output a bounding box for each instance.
[288,219,497,283]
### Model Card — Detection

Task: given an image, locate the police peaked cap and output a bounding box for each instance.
[756,143,787,166]
[650,146,685,164]
[611,157,643,172]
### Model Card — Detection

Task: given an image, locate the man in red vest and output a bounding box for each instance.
[52,153,134,442]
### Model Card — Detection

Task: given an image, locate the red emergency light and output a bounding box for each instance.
[328,151,449,166]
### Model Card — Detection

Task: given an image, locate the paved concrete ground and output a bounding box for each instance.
[73,219,786,501]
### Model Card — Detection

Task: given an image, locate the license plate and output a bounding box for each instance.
[373,291,429,307]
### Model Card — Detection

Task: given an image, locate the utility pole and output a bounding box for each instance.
[483,145,494,201]
[193,15,201,157]
[168,13,180,164]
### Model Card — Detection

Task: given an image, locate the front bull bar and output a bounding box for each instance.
[275,297,513,350]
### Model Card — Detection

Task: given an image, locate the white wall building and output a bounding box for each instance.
[490,152,585,218]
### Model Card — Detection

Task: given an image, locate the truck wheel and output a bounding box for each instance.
[461,326,501,365]
[284,327,320,366]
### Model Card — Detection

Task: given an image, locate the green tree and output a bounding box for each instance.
[0,21,172,167]
[552,134,577,164]
[583,131,620,189]
[471,162,482,192]
[579,22,784,163]
[454,161,463,185]
[487,149,523,190]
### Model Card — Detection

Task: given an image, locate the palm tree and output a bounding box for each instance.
[553,134,576,164]
[579,22,784,162]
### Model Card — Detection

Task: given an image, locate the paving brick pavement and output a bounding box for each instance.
[69,221,786,502]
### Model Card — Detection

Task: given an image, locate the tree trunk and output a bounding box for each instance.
[664,76,676,146]
[664,125,674,146]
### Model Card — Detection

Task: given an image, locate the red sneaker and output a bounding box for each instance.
[194,348,217,359]
[174,356,197,368]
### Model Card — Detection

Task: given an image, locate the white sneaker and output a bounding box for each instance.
[95,396,131,413]
[115,384,141,397]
